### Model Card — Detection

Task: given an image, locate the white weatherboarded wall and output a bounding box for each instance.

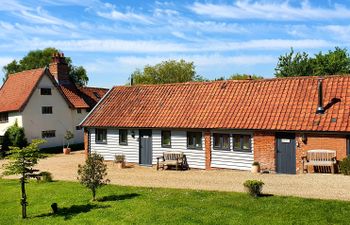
[90,129,139,162]
[211,130,254,171]
[152,130,205,169]
[89,128,206,169]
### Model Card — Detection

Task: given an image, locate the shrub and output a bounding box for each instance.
[77,153,109,201]
[340,156,350,175]
[39,171,53,182]
[243,180,264,197]
[1,121,27,157]
[114,154,125,163]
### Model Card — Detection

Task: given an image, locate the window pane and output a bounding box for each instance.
[213,133,220,148]
[41,88,51,95]
[222,134,230,150]
[119,129,127,145]
[242,135,250,150]
[233,135,241,149]
[195,132,202,147]
[96,129,107,143]
[161,130,171,147]
[187,133,194,147]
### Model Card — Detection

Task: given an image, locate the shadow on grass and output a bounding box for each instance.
[35,203,110,220]
[97,193,140,202]
[259,193,274,198]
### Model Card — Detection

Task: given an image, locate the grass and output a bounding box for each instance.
[1,179,350,225]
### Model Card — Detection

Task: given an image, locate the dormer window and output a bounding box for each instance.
[93,92,101,99]
[41,88,52,95]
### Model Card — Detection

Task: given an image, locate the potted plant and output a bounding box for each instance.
[114,154,125,169]
[251,161,260,173]
[63,130,74,154]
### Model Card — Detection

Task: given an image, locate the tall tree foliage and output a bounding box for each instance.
[3,47,89,86]
[131,59,205,84]
[275,47,350,77]
[77,153,109,201]
[2,139,46,219]
[228,73,263,80]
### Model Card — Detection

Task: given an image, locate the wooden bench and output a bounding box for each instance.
[157,151,188,170]
[302,150,337,174]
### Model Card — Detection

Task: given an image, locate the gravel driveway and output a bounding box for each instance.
[1,151,350,201]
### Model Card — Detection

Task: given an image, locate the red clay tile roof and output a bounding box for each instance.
[0,68,46,113]
[78,87,109,108]
[60,84,90,108]
[82,76,350,132]
[0,67,106,112]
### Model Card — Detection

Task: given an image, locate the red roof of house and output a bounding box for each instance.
[0,68,107,112]
[78,86,109,108]
[82,76,350,132]
[0,68,46,113]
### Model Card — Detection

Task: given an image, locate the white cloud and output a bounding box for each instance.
[96,3,153,24]
[190,1,350,21]
[115,54,275,67]
[320,25,350,41]
[6,38,335,53]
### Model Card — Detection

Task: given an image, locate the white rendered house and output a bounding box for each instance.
[0,53,108,148]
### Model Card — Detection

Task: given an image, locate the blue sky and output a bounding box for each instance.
[0,0,350,88]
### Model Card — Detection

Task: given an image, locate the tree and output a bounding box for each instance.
[228,73,263,80]
[1,121,27,157]
[77,153,109,201]
[275,47,350,77]
[131,59,205,84]
[2,139,46,219]
[3,47,89,86]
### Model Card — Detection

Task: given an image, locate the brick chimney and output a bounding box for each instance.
[49,52,70,85]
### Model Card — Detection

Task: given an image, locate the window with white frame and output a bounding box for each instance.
[42,130,56,138]
[119,129,128,145]
[161,130,171,148]
[42,106,53,114]
[0,112,8,123]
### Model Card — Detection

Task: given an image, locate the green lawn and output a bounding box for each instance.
[1,179,349,225]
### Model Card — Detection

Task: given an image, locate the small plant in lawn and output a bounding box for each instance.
[2,139,46,218]
[39,171,53,182]
[340,156,350,175]
[77,153,109,201]
[243,180,264,197]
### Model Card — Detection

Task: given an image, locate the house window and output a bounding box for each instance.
[187,132,202,149]
[42,130,56,138]
[95,129,107,144]
[76,126,82,130]
[77,109,82,114]
[86,108,91,113]
[0,112,8,123]
[233,134,252,152]
[119,129,128,145]
[42,106,53,114]
[161,130,171,148]
[40,88,51,95]
[213,133,230,150]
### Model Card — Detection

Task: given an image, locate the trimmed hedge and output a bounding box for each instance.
[40,143,84,154]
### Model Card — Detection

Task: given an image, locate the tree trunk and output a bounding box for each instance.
[92,188,96,201]
[20,175,27,219]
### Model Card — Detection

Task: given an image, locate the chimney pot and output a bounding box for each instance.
[49,52,70,85]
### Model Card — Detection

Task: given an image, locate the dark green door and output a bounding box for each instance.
[139,130,152,166]
[276,133,296,174]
